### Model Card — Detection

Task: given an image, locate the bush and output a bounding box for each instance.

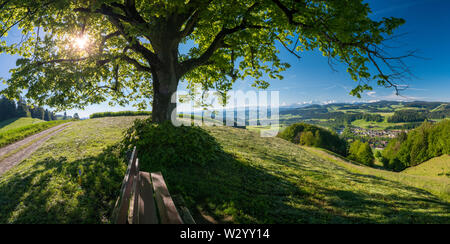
[90,111,152,119]
[278,123,347,156]
[348,140,374,166]
[121,119,223,171]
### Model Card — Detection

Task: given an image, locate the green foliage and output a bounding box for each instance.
[15,99,30,118]
[0,96,56,122]
[388,110,427,123]
[0,120,68,147]
[375,150,382,159]
[362,113,383,122]
[44,109,51,121]
[90,111,152,119]
[278,123,347,156]
[0,96,17,121]
[348,140,374,166]
[121,119,222,169]
[1,0,408,111]
[381,120,450,171]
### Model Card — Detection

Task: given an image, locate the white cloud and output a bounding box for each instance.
[322,100,336,105]
[366,91,377,97]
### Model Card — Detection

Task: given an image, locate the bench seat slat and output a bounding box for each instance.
[151,172,183,224]
[114,147,138,224]
[138,172,159,224]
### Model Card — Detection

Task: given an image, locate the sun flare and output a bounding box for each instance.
[74,35,89,50]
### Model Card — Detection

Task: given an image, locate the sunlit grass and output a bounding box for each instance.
[0,120,69,148]
[0,116,448,224]
[403,155,450,178]
[0,117,146,223]
[0,118,45,132]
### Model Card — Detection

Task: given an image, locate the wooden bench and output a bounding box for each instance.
[112,147,195,224]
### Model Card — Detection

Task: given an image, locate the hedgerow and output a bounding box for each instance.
[90,111,152,119]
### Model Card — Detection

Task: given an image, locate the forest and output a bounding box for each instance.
[278,123,348,157]
[0,96,58,122]
[381,120,450,171]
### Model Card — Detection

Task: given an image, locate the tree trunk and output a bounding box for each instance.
[151,54,179,123]
[152,71,178,123]
[150,23,181,123]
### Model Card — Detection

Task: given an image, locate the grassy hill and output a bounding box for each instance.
[403,155,450,178]
[0,118,45,132]
[0,116,448,223]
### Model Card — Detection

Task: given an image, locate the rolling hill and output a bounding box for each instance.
[403,155,450,178]
[0,117,45,132]
[0,116,448,223]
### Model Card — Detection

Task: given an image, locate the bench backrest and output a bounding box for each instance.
[112,147,184,224]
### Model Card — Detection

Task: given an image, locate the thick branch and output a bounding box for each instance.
[106,15,161,69]
[99,31,121,53]
[179,2,263,76]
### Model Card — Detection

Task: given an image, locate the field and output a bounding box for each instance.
[0,116,146,223]
[0,118,45,132]
[403,155,450,178]
[278,101,450,132]
[0,116,448,224]
[0,120,69,148]
[2,116,449,223]
[350,119,402,130]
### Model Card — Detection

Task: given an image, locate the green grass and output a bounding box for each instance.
[0,120,69,148]
[403,155,450,178]
[351,119,404,130]
[304,147,450,202]
[0,117,146,223]
[0,116,448,224]
[0,117,45,132]
[147,125,449,223]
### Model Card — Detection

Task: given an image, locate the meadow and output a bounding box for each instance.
[0,116,448,224]
[0,118,45,132]
[403,155,450,178]
[0,120,69,147]
[0,116,143,223]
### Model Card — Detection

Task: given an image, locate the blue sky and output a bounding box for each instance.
[1,0,449,118]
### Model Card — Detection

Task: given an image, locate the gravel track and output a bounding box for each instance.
[0,123,71,176]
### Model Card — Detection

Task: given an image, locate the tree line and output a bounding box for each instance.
[90,111,152,119]
[278,123,348,157]
[380,120,450,171]
[279,123,376,166]
[388,107,450,123]
[0,96,57,122]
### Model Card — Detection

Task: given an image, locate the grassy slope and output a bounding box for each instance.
[0,117,146,223]
[0,120,69,148]
[169,126,448,223]
[403,155,450,178]
[0,116,448,224]
[0,118,45,132]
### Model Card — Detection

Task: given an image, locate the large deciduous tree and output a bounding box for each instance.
[0,0,412,122]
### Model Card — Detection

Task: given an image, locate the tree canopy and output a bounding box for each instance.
[0,0,412,122]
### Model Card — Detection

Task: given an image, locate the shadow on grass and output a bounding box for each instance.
[134,127,450,224]
[0,126,448,223]
[0,145,126,224]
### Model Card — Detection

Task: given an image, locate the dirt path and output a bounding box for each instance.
[0,123,71,176]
